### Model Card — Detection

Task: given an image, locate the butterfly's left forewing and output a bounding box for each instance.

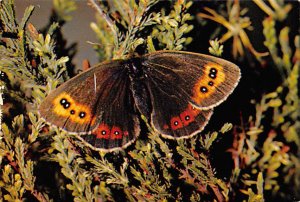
[39,61,140,151]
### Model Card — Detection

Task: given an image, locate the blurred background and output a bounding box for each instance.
[15,0,99,67]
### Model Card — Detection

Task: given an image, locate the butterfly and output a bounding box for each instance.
[39,51,241,152]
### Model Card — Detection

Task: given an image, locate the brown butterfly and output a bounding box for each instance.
[39,51,241,151]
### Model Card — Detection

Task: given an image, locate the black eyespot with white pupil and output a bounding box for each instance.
[60,99,67,104]
[101,130,106,135]
[60,98,70,109]
[209,68,217,79]
[70,110,75,114]
[114,131,120,135]
[210,68,217,73]
[174,121,179,126]
[200,86,208,93]
[209,73,216,78]
[208,81,214,86]
[185,116,190,121]
[79,112,86,118]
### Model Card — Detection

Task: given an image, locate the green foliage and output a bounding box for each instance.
[208,39,224,56]
[89,0,161,59]
[149,0,193,51]
[263,17,293,77]
[0,0,299,201]
[53,0,76,22]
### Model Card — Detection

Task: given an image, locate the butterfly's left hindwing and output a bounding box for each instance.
[148,88,214,138]
[39,61,140,151]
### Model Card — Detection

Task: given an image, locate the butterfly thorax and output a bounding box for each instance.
[127,58,145,80]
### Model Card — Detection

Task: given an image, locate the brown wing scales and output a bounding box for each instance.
[39,61,140,151]
[141,51,240,138]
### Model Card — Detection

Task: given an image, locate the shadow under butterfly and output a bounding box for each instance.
[39,51,241,152]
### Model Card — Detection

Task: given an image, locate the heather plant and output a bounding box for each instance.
[0,0,299,201]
